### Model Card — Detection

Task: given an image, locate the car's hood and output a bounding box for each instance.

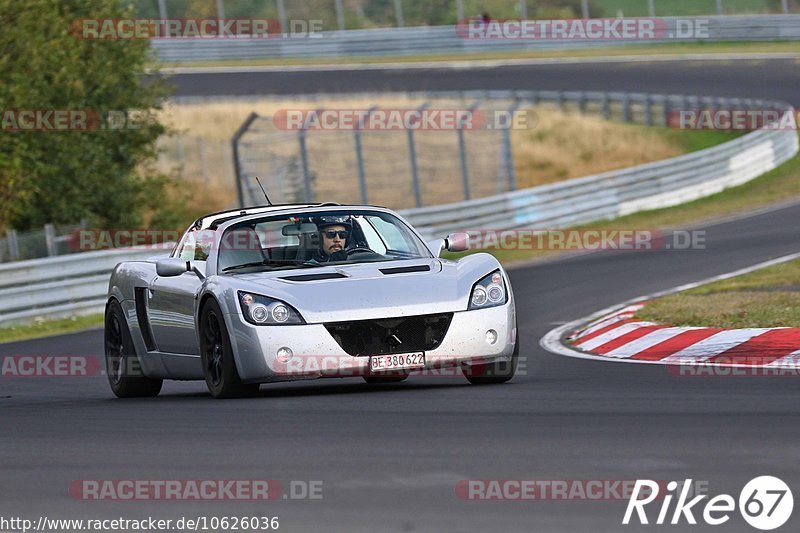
[228,256,501,323]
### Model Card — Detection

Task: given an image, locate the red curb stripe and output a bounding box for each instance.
[631,328,725,361]
[592,325,667,355]
[706,328,800,366]
[573,319,635,346]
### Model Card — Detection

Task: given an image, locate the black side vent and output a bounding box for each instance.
[379,264,431,275]
[281,272,348,282]
[134,287,157,352]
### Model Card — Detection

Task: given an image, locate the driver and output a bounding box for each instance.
[308,216,352,263]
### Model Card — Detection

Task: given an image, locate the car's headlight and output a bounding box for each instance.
[468,270,507,310]
[238,292,305,325]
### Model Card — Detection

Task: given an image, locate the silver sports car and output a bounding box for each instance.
[105,203,518,398]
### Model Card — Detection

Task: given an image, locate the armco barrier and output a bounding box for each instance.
[0,246,170,324]
[0,90,796,325]
[151,15,800,62]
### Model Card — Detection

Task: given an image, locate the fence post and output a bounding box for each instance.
[645,94,653,125]
[648,0,655,17]
[458,101,481,201]
[456,0,464,21]
[354,106,377,205]
[502,100,520,192]
[407,103,428,207]
[519,0,527,19]
[7,229,19,261]
[298,127,313,203]
[622,93,631,122]
[782,0,789,14]
[335,0,345,31]
[231,112,259,207]
[581,0,590,18]
[393,0,404,27]
[276,0,288,35]
[716,0,723,15]
[45,224,57,257]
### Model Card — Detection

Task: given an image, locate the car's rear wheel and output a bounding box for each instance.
[200,300,260,399]
[462,331,519,385]
[104,299,163,398]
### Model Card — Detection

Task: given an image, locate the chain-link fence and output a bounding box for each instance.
[0,222,87,264]
[131,0,797,31]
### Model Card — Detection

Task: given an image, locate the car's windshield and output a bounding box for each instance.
[217,210,431,273]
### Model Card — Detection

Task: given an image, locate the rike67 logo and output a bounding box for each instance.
[624,476,793,530]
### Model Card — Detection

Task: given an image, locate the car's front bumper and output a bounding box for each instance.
[225,301,516,383]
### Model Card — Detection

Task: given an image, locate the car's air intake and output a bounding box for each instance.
[325,313,453,356]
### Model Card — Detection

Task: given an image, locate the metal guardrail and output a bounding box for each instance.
[0,246,169,324]
[1,89,796,325]
[151,15,800,62]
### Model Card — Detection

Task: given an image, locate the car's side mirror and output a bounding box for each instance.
[156,258,189,277]
[444,232,470,253]
[427,232,470,257]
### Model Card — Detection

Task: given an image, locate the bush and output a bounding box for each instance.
[0,0,172,232]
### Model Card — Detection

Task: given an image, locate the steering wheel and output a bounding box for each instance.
[346,246,376,256]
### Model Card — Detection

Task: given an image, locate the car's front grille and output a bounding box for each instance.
[324,313,453,356]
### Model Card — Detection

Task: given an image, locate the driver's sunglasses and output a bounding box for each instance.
[323,230,349,239]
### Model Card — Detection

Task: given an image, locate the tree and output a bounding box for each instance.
[0,0,170,231]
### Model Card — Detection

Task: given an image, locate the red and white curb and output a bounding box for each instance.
[540,251,800,367]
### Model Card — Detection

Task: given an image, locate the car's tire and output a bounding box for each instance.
[199,299,260,399]
[462,331,519,385]
[363,374,409,384]
[104,299,163,398]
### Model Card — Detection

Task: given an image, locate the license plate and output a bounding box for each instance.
[369,352,425,373]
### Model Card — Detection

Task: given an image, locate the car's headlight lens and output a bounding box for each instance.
[238,292,305,325]
[468,270,507,310]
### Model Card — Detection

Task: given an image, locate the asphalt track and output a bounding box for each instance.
[165,57,800,105]
[2,58,800,532]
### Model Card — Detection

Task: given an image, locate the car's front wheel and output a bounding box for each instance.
[104,299,162,398]
[200,300,260,399]
[462,332,519,385]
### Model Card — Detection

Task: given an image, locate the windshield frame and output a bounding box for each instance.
[212,207,433,276]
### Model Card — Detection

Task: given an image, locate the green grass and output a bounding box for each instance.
[156,41,799,69]
[596,0,776,16]
[0,314,103,345]
[635,259,800,328]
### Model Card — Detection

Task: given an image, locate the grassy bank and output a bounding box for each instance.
[0,314,104,345]
[635,259,800,328]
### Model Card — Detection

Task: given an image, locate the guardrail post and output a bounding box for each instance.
[648,0,655,17]
[298,126,313,203]
[354,106,377,204]
[519,0,528,19]
[557,92,565,111]
[645,95,653,126]
[581,0,590,18]
[407,103,428,207]
[7,230,19,261]
[578,92,587,114]
[716,0,724,15]
[231,112,259,207]
[782,0,789,14]
[45,224,57,257]
[456,0,464,21]
[458,101,481,201]
[622,93,631,122]
[602,93,610,120]
[502,100,520,192]
[662,95,671,126]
